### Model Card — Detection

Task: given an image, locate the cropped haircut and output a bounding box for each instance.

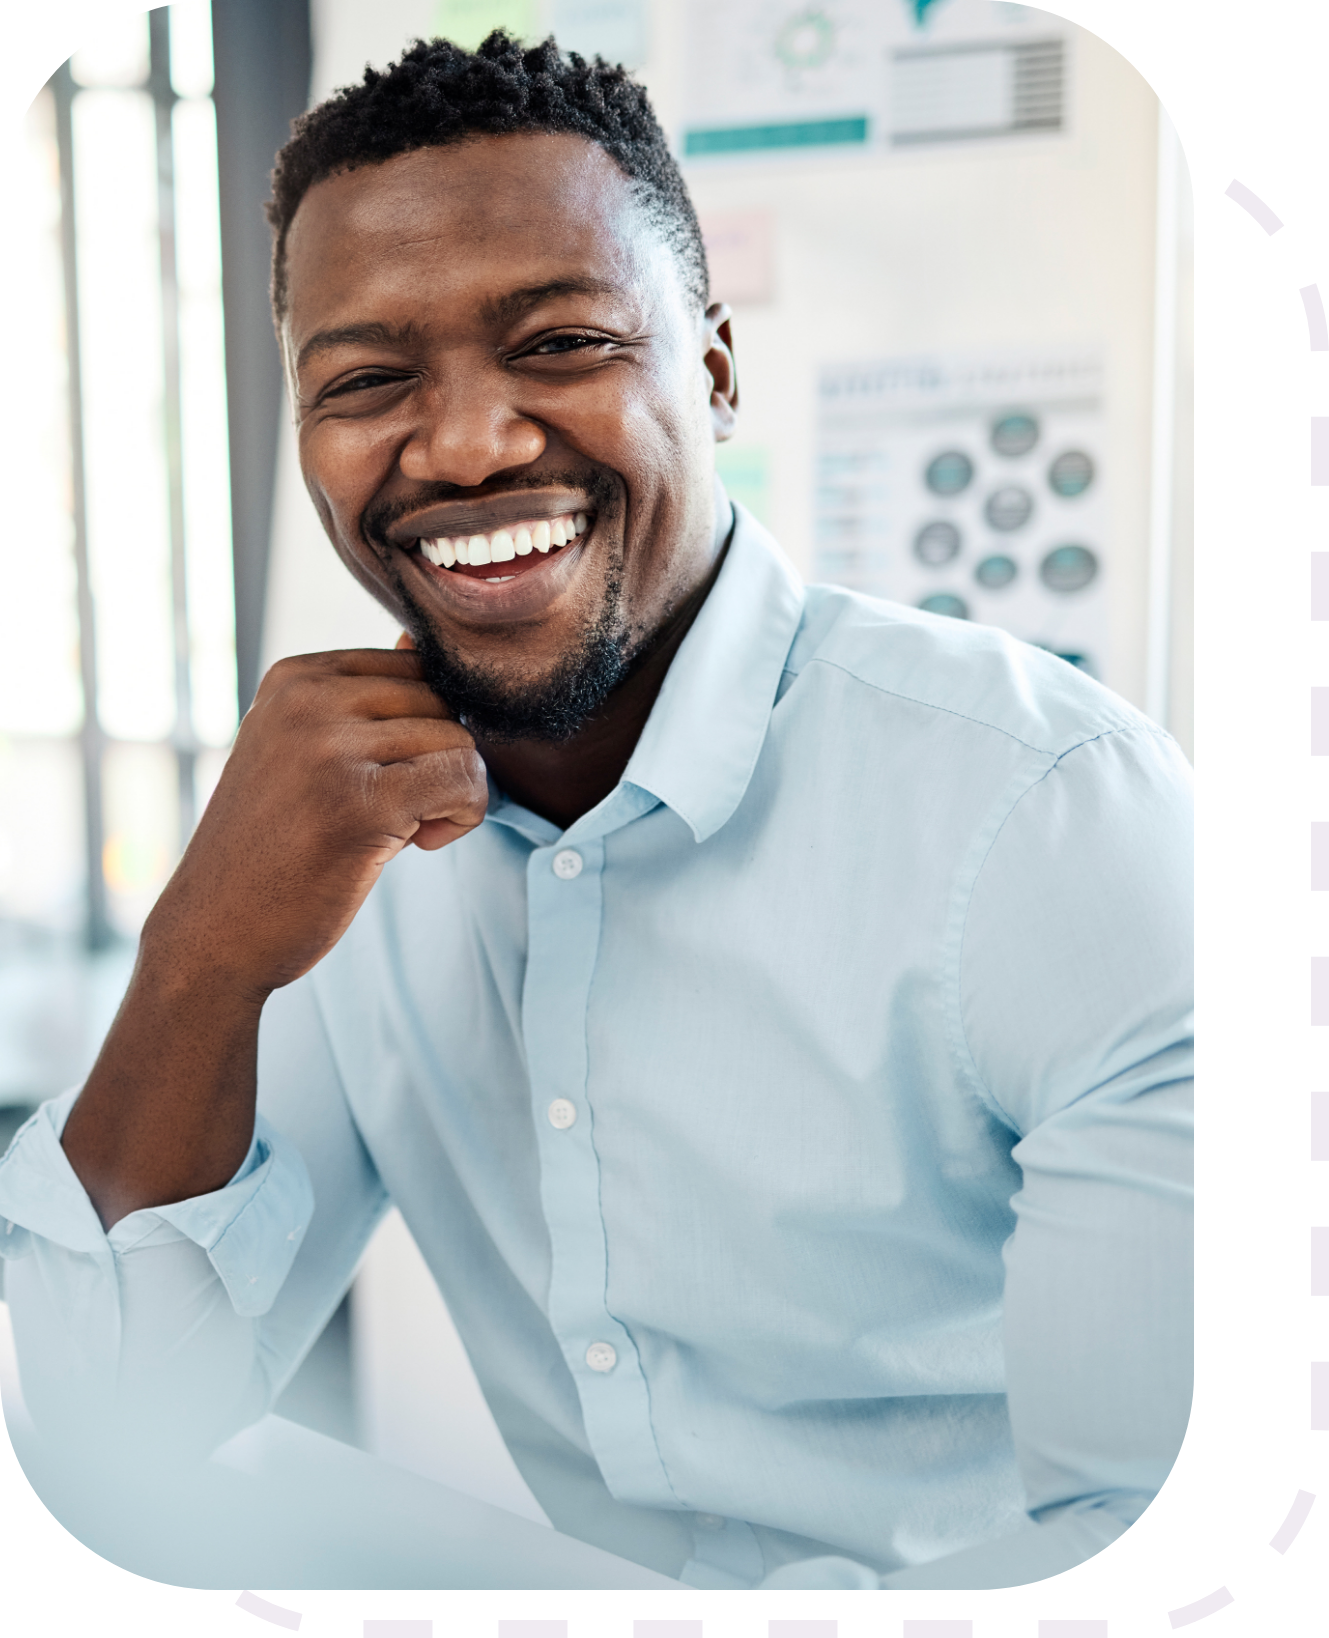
[266,30,709,321]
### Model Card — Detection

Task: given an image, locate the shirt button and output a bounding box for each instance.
[547,1098,577,1130]
[585,1342,617,1373]
[552,848,583,879]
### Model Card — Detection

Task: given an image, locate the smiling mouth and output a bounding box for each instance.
[414,511,590,582]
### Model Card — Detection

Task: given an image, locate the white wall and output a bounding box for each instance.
[266,1,1190,725]
[266,0,1192,1509]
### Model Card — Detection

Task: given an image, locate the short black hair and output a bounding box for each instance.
[267,30,708,321]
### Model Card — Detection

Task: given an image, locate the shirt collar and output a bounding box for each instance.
[486,504,805,848]
[614,503,805,844]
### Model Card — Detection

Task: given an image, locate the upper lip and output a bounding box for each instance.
[384,488,596,548]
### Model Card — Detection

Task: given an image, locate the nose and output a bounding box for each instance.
[399,379,546,487]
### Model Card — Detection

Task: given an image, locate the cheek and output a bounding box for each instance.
[299,417,387,515]
[299,437,390,574]
[571,369,708,498]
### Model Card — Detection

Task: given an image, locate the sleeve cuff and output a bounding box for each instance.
[0,1090,314,1318]
[877,1502,1131,1590]
[755,1498,1143,1590]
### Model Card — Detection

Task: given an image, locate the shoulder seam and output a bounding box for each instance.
[795,652,1141,760]
[947,723,1162,1132]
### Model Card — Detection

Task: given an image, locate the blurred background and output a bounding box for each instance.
[0,0,1192,1520]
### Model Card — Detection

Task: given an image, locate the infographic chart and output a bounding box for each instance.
[813,348,1108,675]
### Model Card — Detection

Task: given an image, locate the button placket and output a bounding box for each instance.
[520,833,677,1507]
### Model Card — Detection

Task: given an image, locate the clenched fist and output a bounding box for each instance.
[155,648,487,999]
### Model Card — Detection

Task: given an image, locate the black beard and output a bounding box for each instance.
[402,568,638,743]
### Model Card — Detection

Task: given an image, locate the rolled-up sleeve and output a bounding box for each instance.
[0,973,386,1466]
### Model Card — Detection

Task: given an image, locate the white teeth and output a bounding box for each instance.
[418,513,591,571]
[485,574,516,582]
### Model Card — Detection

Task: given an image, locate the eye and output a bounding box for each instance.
[526,333,606,357]
[323,370,408,399]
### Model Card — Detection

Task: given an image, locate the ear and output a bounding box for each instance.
[703,302,738,442]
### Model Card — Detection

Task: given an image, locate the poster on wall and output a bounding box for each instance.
[680,0,1070,160]
[813,348,1108,677]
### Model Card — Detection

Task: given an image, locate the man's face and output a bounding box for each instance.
[283,133,735,739]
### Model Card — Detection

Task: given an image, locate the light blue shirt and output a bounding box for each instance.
[0,508,1193,1590]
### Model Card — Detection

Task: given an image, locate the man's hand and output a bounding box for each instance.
[153,648,486,998]
[61,647,486,1228]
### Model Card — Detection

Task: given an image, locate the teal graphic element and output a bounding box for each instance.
[684,117,868,156]
[909,0,946,24]
[1048,449,1095,497]
[774,9,836,70]
[1039,544,1099,593]
[918,592,969,620]
[974,553,1018,590]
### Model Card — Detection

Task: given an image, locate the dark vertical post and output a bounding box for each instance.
[211,0,312,717]
[51,65,112,953]
[148,7,197,846]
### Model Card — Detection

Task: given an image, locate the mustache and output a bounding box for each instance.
[361,468,623,551]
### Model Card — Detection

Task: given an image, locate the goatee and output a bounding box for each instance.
[404,569,640,743]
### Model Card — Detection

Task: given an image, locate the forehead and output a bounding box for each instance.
[284,133,656,331]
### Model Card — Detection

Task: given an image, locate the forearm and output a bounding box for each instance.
[60,937,267,1230]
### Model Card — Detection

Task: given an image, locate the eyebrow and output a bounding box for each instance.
[295,320,429,372]
[295,280,626,373]
[478,278,624,326]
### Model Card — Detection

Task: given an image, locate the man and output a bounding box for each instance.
[0,32,1192,1591]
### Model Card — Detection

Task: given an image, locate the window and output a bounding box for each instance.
[0,2,235,1105]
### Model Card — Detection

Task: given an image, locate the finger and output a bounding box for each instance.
[411,815,475,851]
[336,674,454,722]
[395,631,416,651]
[376,744,489,832]
[262,666,455,725]
[346,716,476,765]
[268,647,426,681]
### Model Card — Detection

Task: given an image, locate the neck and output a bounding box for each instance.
[476,522,731,832]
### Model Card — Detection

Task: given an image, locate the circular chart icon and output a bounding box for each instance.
[984,485,1033,532]
[974,553,1018,590]
[775,9,836,70]
[1048,449,1095,497]
[924,450,974,496]
[1039,543,1099,593]
[913,520,962,566]
[918,592,969,620]
[990,413,1039,457]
